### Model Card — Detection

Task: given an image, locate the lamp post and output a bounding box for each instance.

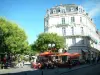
[48,43,55,51]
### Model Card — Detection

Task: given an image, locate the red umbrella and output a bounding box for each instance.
[58,52,72,56]
[70,53,81,58]
[39,51,54,56]
[72,53,80,56]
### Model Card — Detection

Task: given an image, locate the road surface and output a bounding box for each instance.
[1,63,100,75]
[60,63,100,75]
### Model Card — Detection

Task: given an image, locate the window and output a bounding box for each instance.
[44,27,48,32]
[62,18,65,24]
[62,27,66,36]
[81,27,84,34]
[81,39,84,44]
[70,7,74,11]
[58,9,60,12]
[71,27,74,35]
[79,8,81,12]
[62,9,65,13]
[71,17,75,22]
[50,10,53,14]
[80,17,82,22]
[72,38,76,44]
[53,9,56,13]
[79,8,83,12]
[45,20,48,26]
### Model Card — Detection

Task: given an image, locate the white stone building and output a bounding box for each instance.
[44,4,100,59]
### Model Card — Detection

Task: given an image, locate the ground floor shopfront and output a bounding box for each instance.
[58,46,100,61]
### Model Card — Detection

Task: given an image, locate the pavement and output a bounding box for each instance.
[0,62,100,75]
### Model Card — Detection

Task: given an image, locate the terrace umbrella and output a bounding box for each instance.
[57,52,72,62]
[70,53,81,58]
[39,51,54,56]
[72,53,80,56]
[58,52,72,56]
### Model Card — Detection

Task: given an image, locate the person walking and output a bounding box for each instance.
[91,57,93,64]
[95,57,98,63]
[3,56,7,69]
[68,58,72,69]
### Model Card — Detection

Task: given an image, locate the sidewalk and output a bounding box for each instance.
[0,65,33,74]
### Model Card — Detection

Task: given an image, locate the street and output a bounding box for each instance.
[1,63,100,75]
[60,63,100,75]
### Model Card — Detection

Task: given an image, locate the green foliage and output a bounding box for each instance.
[31,33,65,52]
[0,17,29,54]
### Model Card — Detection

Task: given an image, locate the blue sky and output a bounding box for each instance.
[0,0,100,44]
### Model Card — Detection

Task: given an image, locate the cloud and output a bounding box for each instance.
[88,4,100,18]
[82,0,100,18]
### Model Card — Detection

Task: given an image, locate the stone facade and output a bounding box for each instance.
[44,4,100,59]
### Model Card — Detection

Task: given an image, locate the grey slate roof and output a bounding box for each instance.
[49,4,79,14]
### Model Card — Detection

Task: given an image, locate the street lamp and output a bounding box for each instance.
[48,43,55,51]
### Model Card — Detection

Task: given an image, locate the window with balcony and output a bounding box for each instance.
[72,37,76,45]
[71,17,75,22]
[71,27,74,35]
[62,18,65,24]
[62,27,66,36]
[80,17,82,22]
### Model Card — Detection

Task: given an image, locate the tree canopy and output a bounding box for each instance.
[31,33,65,52]
[0,17,30,54]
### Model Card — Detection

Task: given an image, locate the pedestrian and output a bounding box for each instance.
[95,57,98,63]
[68,58,72,69]
[17,56,22,68]
[2,56,7,69]
[22,60,24,66]
[91,57,93,64]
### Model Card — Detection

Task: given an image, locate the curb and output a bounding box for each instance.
[60,63,100,75]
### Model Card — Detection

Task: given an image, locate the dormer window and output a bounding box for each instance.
[50,10,53,14]
[53,9,56,14]
[70,7,74,11]
[58,9,60,12]
[62,9,65,13]
[79,8,82,12]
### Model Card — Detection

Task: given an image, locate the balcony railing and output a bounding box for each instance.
[56,24,69,27]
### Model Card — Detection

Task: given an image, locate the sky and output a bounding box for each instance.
[0,0,100,44]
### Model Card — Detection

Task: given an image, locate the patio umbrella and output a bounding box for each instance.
[39,51,54,56]
[58,52,72,56]
[70,53,81,58]
[72,53,80,56]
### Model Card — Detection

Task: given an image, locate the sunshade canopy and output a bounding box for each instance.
[58,52,72,56]
[39,51,54,56]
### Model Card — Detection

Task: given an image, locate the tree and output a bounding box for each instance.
[31,33,65,52]
[0,17,29,54]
